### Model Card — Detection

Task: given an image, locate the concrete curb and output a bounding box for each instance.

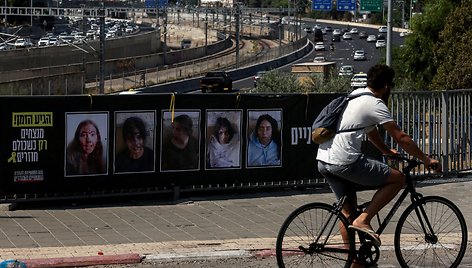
[20,253,142,268]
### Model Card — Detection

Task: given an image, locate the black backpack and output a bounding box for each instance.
[311,92,373,144]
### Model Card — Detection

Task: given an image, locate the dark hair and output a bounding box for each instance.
[367,64,395,91]
[122,117,147,143]
[69,119,104,171]
[213,117,235,143]
[174,114,193,136]
[256,114,278,132]
[255,113,281,155]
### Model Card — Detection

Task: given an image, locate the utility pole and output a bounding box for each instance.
[386,0,392,66]
[235,3,240,68]
[98,1,105,94]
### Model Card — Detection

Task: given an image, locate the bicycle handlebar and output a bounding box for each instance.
[385,154,441,174]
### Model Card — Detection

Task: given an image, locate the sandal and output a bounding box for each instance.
[348,225,381,246]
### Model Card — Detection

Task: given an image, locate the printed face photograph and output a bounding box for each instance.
[160,110,200,172]
[65,112,108,177]
[114,111,156,174]
[205,110,242,169]
[246,110,282,168]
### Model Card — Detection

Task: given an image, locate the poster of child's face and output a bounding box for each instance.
[114,111,156,174]
[205,110,242,170]
[160,110,200,172]
[246,110,282,168]
[65,112,108,177]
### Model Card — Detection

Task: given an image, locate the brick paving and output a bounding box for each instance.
[0,179,471,265]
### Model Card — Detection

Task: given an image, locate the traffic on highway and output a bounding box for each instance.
[234,21,406,91]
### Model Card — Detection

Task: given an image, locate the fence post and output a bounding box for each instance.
[441,91,449,173]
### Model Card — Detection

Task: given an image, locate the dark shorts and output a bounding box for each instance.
[318,155,390,200]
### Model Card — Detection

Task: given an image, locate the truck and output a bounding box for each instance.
[199,71,233,93]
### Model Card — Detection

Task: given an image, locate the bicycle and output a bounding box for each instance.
[275,155,468,268]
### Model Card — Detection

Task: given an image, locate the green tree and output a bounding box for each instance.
[396,0,457,90]
[431,0,472,90]
[249,70,303,93]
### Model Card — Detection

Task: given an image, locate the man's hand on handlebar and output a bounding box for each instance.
[424,157,442,173]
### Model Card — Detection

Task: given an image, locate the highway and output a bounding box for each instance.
[234,21,406,90]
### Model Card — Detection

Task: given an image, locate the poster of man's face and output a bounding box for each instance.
[246,110,282,168]
[114,111,156,174]
[205,110,242,170]
[65,112,108,177]
[160,110,201,172]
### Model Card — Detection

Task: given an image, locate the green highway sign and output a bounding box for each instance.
[360,0,382,12]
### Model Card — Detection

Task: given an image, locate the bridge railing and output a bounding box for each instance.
[390,90,472,174]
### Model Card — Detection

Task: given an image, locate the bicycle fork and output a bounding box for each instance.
[411,193,438,244]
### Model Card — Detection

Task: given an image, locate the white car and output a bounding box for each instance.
[333,29,342,36]
[351,73,368,88]
[37,37,50,47]
[349,28,359,34]
[379,26,388,33]
[367,35,377,42]
[313,56,326,63]
[342,32,352,40]
[353,50,366,61]
[314,42,325,51]
[338,65,354,77]
[14,38,31,48]
[376,39,386,49]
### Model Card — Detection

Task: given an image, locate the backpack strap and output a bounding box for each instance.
[336,91,375,133]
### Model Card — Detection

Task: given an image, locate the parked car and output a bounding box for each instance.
[333,29,342,36]
[303,27,312,33]
[338,65,354,77]
[324,26,332,32]
[377,34,386,40]
[379,26,388,33]
[37,37,50,47]
[351,73,368,88]
[14,38,32,48]
[349,28,359,34]
[376,39,386,49]
[353,50,366,61]
[253,71,267,87]
[314,42,325,51]
[367,35,377,42]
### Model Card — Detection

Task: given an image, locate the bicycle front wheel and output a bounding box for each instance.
[276,202,355,268]
[394,196,468,268]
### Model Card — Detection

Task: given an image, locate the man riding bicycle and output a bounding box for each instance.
[316,64,440,262]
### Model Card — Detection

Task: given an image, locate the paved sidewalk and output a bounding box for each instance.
[0,178,471,266]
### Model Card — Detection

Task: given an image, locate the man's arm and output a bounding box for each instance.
[367,127,393,155]
[382,121,440,170]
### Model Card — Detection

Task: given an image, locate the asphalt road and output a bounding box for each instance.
[234,22,405,90]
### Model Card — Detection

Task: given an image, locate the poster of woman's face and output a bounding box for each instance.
[205,110,242,170]
[114,111,156,174]
[160,110,200,172]
[246,110,282,168]
[65,112,108,177]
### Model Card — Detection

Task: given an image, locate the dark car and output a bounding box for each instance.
[359,31,368,39]
[332,34,341,42]
[377,34,386,40]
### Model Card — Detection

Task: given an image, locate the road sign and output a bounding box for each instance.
[337,0,356,11]
[360,0,382,12]
[312,0,332,11]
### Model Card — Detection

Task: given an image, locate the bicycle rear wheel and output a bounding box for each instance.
[394,196,467,268]
[276,202,355,268]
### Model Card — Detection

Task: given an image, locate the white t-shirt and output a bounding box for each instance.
[316,87,394,165]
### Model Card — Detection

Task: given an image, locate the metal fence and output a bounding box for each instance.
[390,90,472,175]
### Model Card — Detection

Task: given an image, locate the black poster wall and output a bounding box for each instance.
[0,93,342,196]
